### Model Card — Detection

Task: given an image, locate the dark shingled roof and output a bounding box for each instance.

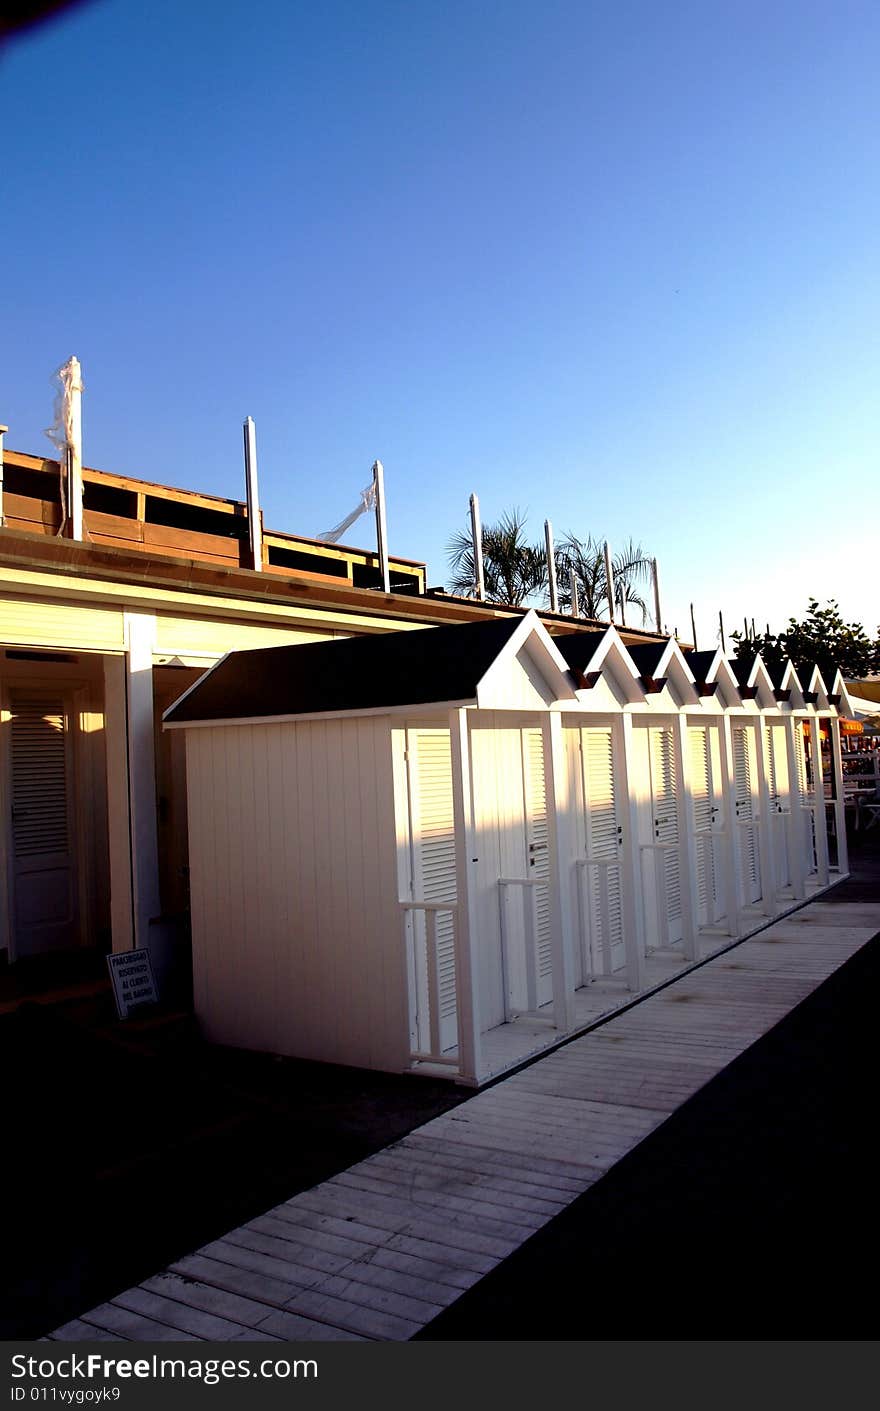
[626,642,669,678]
[552,630,606,672]
[685,649,719,684]
[164,615,524,724]
[730,658,756,687]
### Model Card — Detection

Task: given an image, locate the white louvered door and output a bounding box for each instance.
[765,723,792,890]
[647,726,683,946]
[9,691,78,957]
[407,727,458,1054]
[578,726,625,977]
[689,725,723,926]
[732,724,762,904]
[792,724,818,877]
[521,727,553,1007]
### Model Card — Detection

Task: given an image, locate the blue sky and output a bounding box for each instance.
[2,0,879,648]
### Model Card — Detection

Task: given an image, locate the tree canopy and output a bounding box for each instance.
[446,510,653,622]
[732,599,880,682]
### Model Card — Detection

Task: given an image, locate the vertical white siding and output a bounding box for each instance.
[184,716,405,1074]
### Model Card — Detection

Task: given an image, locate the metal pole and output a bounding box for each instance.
[67,356,83,541]
[545,519,558,613]
[570,571,580,619]
[652,557,662,633]
[719,609,726,654]
[0,423,7,527]
[469,493,485,601]
[604,540,615,624]
[242,416,263,571]
[373,459,390,593]
[690,602,698,649]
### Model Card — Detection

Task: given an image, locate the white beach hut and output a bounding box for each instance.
[165,613,850,1087]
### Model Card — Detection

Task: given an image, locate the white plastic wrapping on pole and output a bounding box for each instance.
[469,493,485,600]
[373,459,390,593]
[0,423,7,526]
[570,569,579,619]
[45,356,84,539]
[604,540,615,624]
[653,557,662,633]
[242,416,263,571]
[545,519,558,613]
[317,480,377,543]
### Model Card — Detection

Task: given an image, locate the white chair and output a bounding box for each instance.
[859,794,880,832]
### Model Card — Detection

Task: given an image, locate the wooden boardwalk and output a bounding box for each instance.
[50,894,880,1343]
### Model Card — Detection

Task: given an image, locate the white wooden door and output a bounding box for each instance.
[8,691,78,958]
[519,727,553,1008]
[689,724,725,926]
[406,727,458,1054]
[645,725,683,948]
[732,724,762,905]
[576,725,625,979]
[764,722,793,892]
[792,724,818,877]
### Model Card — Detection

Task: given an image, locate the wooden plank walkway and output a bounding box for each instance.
[50,893,880,1343]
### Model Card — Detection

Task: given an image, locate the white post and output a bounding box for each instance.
[126,614,161,949]
[753,717,778,916]
[618,715,647,990]
[604,541,615,624]
[373,460,390,594]
[242,416,263,571]
[103,616,161,956]
[570,571,580,619]
[717,714,743,937]
[829,716,849,875]
[104,655,135,953]
[809,718,830,886]
[541,713,576,1032]
[545,519,558,613]
[673,714,700,960]
[653,559,663,634]
[783,716,808,901]
[66,356,84,541]
[0,423,7,526]
[448,707,482,1084]
[469,493,485,600]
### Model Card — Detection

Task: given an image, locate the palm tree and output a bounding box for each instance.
[446,508,547,606]
[555,534,653,624]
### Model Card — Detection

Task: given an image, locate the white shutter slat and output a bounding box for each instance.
[411,730,458,1031]
[733,725,761,901]
[11,699,69,857]
[651,727,681,923]
[581,727,624,973]
[522,728,552,983]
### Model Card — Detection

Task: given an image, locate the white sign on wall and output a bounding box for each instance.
[106,949,159,1019]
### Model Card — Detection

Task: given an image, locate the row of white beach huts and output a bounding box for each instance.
[164,612,854,1087]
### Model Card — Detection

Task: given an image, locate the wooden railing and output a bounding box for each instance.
[638,841,679,949]
[498,877,554,1024]
[574,856,621,977]
[400,900,460,1069]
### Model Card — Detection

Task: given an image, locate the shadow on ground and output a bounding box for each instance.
[417,835,880,1339]
[0,995,465,1339]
